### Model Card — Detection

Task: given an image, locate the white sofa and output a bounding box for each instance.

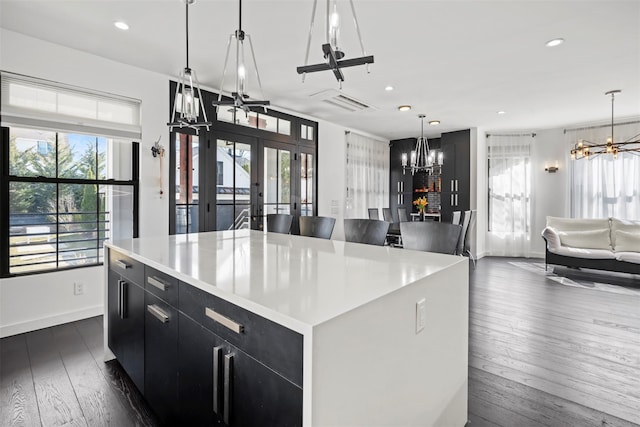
[541,216,640,275]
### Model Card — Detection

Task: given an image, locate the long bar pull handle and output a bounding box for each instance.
[213,346,223,415]
[223,354,234,425]
[147,276,168,291]
[117,280,122,318]
[115,260,130,270]
[119,280,128,319]
[455,194,458,206]
[451,194,454,206]
[147,304,169,323]
[205,308,244,334]
[450,180,454,192]
[455,179,459,192]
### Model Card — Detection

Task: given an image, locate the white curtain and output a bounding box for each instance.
[345,131,389,219]
[487,134,534,256]
[566,121,640,219]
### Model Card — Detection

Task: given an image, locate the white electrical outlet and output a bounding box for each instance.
[74,281,84,295]
[416,298,426,333]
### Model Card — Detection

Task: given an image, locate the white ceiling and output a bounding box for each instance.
[1,0,639,140]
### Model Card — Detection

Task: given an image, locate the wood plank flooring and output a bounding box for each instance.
[0,257,638,426]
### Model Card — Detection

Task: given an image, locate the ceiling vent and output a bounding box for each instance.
[309,89,374,112]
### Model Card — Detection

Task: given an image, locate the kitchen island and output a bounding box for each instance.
[104,230,468,426]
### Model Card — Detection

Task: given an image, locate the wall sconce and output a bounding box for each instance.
[545,161,559,173]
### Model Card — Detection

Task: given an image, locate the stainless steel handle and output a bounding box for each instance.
[455,194,458,206]
[450,180,454,192]
[397,182,400,193]
[401,194,404,205]
[147,304,169,323]
[205,307,244,334]
[223,354,234,425]
[147,276,168,291]
[213,346,223,414]
[397,194,400,205]
[455,179,459,192]
[117,280,123,318]
[401,181,404,192]
[115,260,130,270]
[119,280,128,319]
[451,194,454,206]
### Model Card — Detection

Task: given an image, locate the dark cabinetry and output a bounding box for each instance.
[178,313,303,426]
[107,255,145,394]
[389,138,415,220]
[107,247,303,426]
[440,129,470,222]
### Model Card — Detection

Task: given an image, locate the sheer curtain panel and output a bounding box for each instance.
[487,134,533,256]
[345,131,389,219]
[566,121,640,219]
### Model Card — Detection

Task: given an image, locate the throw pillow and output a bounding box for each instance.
[613,230,640,252]
[558,229,611,250]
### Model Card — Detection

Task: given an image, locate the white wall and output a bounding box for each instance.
[0,29,387,337]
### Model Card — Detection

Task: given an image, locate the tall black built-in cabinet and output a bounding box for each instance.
[440,129,471,223]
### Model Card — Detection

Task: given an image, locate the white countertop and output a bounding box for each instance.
[106,230,466,333]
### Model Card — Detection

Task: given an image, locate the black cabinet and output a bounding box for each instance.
[178,313,303,427]
[440,129,470,222]
[107,266,145,394]
[389,138,415,220]
[144,292,178,424]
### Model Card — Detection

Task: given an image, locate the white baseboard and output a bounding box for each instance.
[0,305,104,338]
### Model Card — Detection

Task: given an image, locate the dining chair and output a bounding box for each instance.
[457,211,471,255]
[452,210,462,225]
[344,219,390,246]
[299,216,336,239]
[400,222,462,254]
[266,214,294,234]
[462,210,476,266]
[382,208,394,223]
[397,207,409,222]
[368,208,379,220]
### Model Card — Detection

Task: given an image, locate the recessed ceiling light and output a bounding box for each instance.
[114,21,129,31]
[497,111,506,115]
[428,120,440,126]
[385,86,394,91]
[545,38,564,47]
[398,105,411,112]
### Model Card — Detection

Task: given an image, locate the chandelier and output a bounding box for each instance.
[211,0,270,116]
[402,115,442,175]
[167,0,212,134]
[570,90,640,160]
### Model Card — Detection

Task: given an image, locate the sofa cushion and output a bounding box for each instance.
[611,218,640,247]
[552,246,616,259]
[613,230,640,252]
[558,229,612,250]
[546,216,610,233]
[615,252,640,264]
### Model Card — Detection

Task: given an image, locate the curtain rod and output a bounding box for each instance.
[564,120,640,134]
[486,133,536,138]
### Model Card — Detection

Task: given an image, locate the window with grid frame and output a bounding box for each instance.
[0,72,139,277]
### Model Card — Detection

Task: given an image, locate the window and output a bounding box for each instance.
[487,134,533,256]
[566,122,640,219]
[345,131,389,219]
[217,161,224,185]
[1,72,139,277]
[216,108,291,136]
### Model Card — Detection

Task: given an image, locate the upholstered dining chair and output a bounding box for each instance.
[457,211,471,255]
[299,216,336,239]
[397,207,409,222]
[266,214,294,234]
[368,208,379,220]
[400,222,462,255]
[462,210,476,266]
[382,208,394,223]
[344,219,390,246]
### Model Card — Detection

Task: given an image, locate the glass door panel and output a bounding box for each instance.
[262,143,292,230]
[216,139,254,230]
[175,133,199,234]
[300,152,314,217]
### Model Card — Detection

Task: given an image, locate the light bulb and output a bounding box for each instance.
[570,151,576,160]
[182,87,195,121]
[401,153,407,167]
[329,3,340,49]
[577,140,583,149]
[410,151,416,165]
[238,64,246,96]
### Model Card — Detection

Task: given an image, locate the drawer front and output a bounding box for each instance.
[179,282,303,388]
[145,266,178,307]
[109,249,143,285]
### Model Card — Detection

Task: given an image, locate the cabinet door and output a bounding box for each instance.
[145,292,178,424]
[440,142,456,222]
[455,138,471,212]
[107,273,145,393]
[178,313,303,427]
[178,313,223,426]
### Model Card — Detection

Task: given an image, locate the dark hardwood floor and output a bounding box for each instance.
[1,257,638,426]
